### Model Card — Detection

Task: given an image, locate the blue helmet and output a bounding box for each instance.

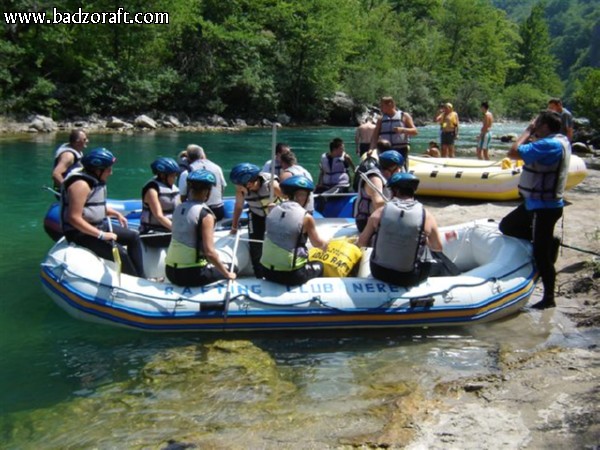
[187,169,217,187]
[151,157,180,175]
[230,163,260,186]
[81,148,116,170]
[379,150,404,169]
[281,175,314,197]
[386,172,419,193]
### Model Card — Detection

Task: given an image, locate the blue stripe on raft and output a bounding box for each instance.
[41,266,535,332]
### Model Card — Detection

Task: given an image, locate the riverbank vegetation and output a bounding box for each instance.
[1,0,599,124]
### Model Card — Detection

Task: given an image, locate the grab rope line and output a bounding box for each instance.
[560,243,600,257]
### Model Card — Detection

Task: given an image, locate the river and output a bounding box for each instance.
[0,122,584,448]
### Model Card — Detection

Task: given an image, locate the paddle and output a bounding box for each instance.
[42,185,61,197]
[358,171,389,202]
[223,228,241,322]
[269,122,277,202]
[106,215,122,285]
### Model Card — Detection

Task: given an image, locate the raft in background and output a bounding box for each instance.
[40,219,537,332]
[408,154,587,201]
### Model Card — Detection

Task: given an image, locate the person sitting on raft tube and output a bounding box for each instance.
[230,163,282,278]
[61,147,145,278]
[260,176,327,285]
[139,157,180,247]
[357,173,444,287]
[165,170,236,287]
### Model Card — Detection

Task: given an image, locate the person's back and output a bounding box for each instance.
[166,170,236,286]
[52,129,88,189]
[358,173,443,287]
[261,176,325,285]
[355,118,376,157]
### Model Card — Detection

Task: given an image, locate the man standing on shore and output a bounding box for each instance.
[547,98,574,142]
[355,116,376,157]
[435,103,459,158]
[476,101,494,160]
[370,96,418,171]
[499,110,570,309]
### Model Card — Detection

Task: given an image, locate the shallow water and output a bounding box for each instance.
[0,123,594,448]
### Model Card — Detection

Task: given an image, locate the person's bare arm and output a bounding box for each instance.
[230,186,246,234]
[202,214,236,279]
[304,215,327,249]
[394,112,418,136]
[369,118,383,149]
[508,121,535,159]
[357,207,382,247]
[424,210,443,252]
[51,153,75,187]
[365,176,385,211]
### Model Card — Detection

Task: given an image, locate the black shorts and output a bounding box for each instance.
[441,131,456,145]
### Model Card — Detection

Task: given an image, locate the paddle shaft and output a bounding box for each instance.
[358,171,390,202]
[269,123,277,202]
[223,229,242,322]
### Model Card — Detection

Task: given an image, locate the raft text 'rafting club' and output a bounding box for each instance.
[4,8,169,25]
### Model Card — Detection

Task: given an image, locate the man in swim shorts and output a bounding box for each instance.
[477,101,494,160]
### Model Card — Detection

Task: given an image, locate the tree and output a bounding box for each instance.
[507,2,562,95]
[573,68,600,127]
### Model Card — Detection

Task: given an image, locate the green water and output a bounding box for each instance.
[1,124,556,447]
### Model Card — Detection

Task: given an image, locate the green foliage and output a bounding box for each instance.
[502,82,548,120]
[0,0,596,121]
[573,68,600,128]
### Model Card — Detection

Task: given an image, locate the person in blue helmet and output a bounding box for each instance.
[260,176,327,285]
[354,150,405,232]
[165,170,237,286]
[139,157,180,247]
[61,148,145,278]
[358,172,445,287]
[230,162,282,278]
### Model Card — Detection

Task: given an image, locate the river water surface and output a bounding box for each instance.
[0,123,584,448]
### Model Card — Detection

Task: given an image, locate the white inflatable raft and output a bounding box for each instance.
[409,154,587,201]
[40,219,537,331]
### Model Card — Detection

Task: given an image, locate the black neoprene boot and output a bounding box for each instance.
[530,296,556,309]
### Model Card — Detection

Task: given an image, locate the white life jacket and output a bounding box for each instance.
[320,153,350,188]
[261,201,308,271]
[140,178,180,232]
[371,199,427,273]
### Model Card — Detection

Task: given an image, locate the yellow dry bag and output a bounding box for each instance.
[308,238,362,277]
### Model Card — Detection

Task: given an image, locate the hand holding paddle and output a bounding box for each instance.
[105,215,122,284]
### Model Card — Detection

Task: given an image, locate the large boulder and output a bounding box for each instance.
[134,114,158,129]
[326,91,356,126]
[209,115,229,127]
[106,117,131,129]
[28,115,57,132]
[161,115,182,128]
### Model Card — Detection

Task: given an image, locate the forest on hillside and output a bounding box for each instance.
[2,0,599,125]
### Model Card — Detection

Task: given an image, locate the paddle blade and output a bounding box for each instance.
[112,244,122,282]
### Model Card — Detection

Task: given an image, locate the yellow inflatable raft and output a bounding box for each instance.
[408,155,587,201]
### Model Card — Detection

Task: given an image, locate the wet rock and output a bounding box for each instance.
[209,114,228,127]
[134,114,158,129]
[28,115,57,132]
[106,116,131,129]
[499,133,517,143]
